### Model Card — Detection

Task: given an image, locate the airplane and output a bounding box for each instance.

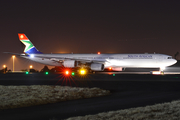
[5,33,177,73]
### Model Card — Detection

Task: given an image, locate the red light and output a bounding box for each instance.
[18,33,28,40]
[109,67,112,70]
[65,70,69,75]
[98,52,100,55]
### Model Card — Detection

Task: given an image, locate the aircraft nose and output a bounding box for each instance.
[172,59,177,64]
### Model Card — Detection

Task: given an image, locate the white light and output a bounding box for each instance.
[30,54,34,58]
[20,35,24,39]
[151,71,164,75]
[152,71,161,75]
[160,66,166,71]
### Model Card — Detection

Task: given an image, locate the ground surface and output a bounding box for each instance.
[66,100,180,120]
[0,85,110,109]
[1,73,180,120]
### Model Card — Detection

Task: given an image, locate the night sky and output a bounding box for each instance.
[1,0,180,71]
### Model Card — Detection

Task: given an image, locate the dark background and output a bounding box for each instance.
[0,0,180,71]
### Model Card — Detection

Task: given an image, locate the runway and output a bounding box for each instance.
[1,73,180,120]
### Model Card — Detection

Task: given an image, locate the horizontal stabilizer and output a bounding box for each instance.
[3,52,25,56]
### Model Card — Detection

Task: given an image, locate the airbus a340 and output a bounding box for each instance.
[5,33,177,73]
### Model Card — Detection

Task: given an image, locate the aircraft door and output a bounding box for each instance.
[156,55,163,63]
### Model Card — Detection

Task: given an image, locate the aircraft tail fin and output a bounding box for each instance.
[18,33,42,54]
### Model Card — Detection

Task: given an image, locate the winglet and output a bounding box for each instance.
[18,33,42,54]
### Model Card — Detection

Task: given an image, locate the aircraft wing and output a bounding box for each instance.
[31,55,107,64]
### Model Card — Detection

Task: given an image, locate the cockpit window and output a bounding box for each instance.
[168,57,172,59]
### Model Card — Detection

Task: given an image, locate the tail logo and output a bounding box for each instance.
[18,33,42,54]
[21,40,34,53]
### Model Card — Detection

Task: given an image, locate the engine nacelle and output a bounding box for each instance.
[63,60,77,67]
[90,63,104,71]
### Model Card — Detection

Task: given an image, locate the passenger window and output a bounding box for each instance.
[109,57,114,59]
[168,57,172,59]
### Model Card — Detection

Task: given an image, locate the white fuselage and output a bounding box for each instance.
[21,53,177,70]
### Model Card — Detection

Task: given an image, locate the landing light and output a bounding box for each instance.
[160,66,166,71]
[151,71,164,75]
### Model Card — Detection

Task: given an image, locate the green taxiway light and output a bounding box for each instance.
[45,72,49,75]
[113,74,115,76]
[71,72,75,76]
[26,71,29,74]
[173,77,179,78]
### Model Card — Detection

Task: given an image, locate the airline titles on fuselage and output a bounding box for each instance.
[123,55,153,59]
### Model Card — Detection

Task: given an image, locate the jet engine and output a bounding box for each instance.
[63,60,77,67]
[111,67,125,71]
[90,63,104,71]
